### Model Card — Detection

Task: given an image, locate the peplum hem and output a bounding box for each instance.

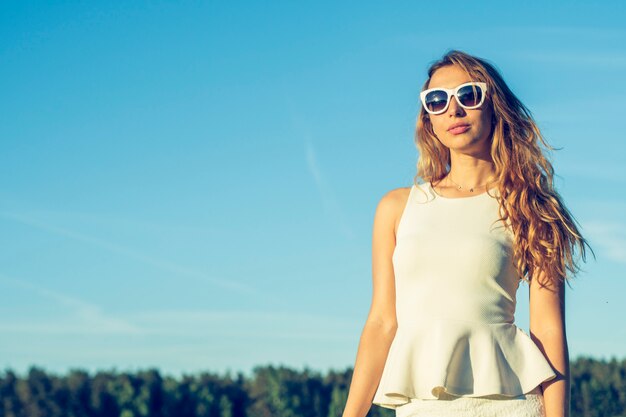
[372,318,558,410]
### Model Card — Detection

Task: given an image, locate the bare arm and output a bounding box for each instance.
[341,188,406,417]
[529,271,571,417]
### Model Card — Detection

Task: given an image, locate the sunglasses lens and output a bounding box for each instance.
[424,90,448,113]
[457,85,483,107]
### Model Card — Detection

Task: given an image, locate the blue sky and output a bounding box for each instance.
[1,1,625,379]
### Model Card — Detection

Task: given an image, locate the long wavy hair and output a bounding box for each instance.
[414,49,594,288]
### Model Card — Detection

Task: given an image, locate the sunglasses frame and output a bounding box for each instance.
[420,81,488,115]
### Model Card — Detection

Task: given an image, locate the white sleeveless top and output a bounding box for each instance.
[372,181,557,410]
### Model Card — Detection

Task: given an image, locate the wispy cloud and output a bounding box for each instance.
[554,159,626,183]
[0,273,141,335]
[305,139,356,240]
[582,220,626,264]
[283,93,355,240]
[0,272,357,339]
[126,308,357,338]
[0,211,259,295]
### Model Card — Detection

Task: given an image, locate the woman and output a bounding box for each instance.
[341,50,594,417]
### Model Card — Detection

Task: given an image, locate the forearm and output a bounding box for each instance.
[533,330,571,417]
[342,320,397,417]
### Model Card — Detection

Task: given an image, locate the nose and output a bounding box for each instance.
[447,94,465,116]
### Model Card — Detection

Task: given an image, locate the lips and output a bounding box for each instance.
[448,123,470,135]
[448,122,470,131]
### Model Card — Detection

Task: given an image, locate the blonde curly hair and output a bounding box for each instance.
[413,49,595,288]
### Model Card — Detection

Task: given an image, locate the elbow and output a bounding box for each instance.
[366,318,398,333]
[530,324,567,340]
[529,326,569,354]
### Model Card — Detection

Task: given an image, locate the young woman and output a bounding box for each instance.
[341,50,594,417]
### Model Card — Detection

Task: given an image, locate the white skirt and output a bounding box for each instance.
[395,386,545,417]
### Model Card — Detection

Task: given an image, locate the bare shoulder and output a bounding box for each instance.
[377,186,411,212]
[376,186,412,236]
[368,186,413,328]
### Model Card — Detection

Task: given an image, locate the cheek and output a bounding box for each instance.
[431,120,446,138]
[478,114,493,136]
[481,108,494,129]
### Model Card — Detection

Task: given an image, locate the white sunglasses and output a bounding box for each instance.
[420,81,488,115]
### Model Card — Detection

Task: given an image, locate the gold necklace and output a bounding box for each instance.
[446,174,491,192]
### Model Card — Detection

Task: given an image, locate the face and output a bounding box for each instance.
[425,65,494,156]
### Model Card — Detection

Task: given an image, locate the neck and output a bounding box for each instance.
[447,155,496,188]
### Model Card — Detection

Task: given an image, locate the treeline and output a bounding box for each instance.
[1,356,624,417]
